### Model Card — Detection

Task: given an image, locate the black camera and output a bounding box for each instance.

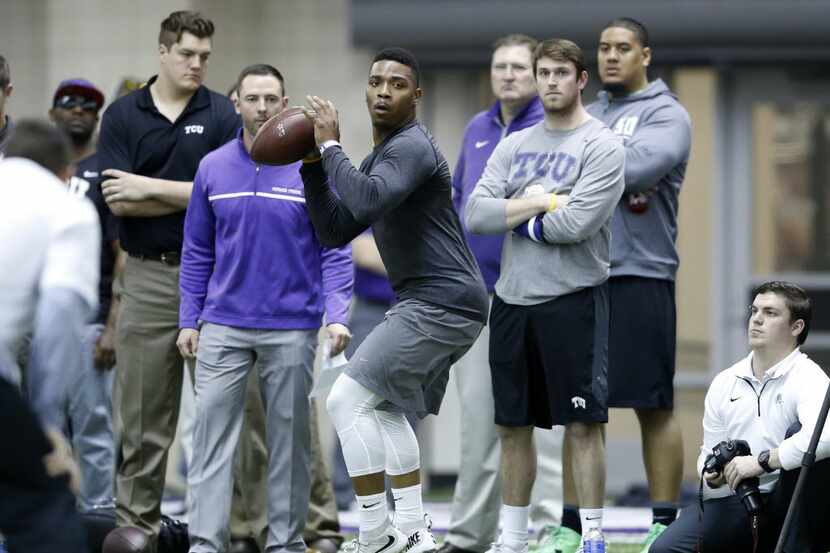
[704,439,763,515]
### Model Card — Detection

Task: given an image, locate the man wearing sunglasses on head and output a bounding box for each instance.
[48,79,121,523]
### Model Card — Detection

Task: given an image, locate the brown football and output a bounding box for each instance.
[250,107,316,166]
[102,527,150,553]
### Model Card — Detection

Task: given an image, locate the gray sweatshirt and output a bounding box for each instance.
[465,117,624,306]
[300,121,489,323]
[586,79,691,281]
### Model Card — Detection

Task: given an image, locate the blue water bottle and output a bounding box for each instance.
[583,527,605,553]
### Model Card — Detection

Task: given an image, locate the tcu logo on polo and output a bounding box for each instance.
[185,125,205,135]
[612,116,639,139]
[571,396,586,409]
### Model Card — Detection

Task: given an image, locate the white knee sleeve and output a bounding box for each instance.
[326,374,386,477]
[376,410,420,476]
[326,375,420,477]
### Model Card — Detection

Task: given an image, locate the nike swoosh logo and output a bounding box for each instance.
[393,496,403,502]
[376,535,396,553]
[586,516,602,520]
[475,140,489,149]
[361,501,382,509]
[83,170,99,178]
[730,397,741,402]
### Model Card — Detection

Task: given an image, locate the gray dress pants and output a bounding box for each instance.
[187,323,316,553]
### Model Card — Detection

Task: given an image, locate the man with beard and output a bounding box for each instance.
[443,33,565,553]
[178,63,353,553]
[465,39,624,553]
[49,78,119,518]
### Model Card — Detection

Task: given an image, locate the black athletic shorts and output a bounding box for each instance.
[489,283,609,428]
[607,276,676,409]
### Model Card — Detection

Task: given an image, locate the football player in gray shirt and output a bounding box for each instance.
[299,47,488,553]
[585,18,692,553]
[466,39,624,553]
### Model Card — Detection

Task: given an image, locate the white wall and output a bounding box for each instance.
[1,0,375,163]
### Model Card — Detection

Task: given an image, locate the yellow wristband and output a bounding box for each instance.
[548,194,558,212]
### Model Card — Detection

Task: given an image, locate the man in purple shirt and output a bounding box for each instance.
[442,34,565,553]
[176,64,353,553]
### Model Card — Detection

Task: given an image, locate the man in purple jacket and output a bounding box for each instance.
[443,34,565,553]
[176,64,353,553]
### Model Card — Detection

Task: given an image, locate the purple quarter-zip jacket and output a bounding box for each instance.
[452,98,544,291]
[179,131,353,330]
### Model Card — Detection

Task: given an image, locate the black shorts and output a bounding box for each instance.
[489,284,609,428]
[607,276,676,409]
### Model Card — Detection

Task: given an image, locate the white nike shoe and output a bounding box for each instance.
[343,525,408,553]
[483,542,529,553]
[403,515,438,553]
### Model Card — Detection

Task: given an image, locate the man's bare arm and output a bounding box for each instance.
[108,199,182,217]
[143,178,193,208]
[94,244,123,369]
[102,169,192,210]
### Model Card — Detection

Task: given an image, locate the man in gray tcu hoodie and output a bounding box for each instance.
[585,17,692,553]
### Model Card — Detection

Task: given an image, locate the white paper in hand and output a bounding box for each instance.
[310,341,349,399]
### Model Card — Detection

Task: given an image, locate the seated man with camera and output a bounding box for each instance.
[651,281,830,553]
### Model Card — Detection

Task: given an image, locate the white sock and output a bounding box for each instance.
[579,508,603,535]
[391,483,424,533]
[356,491,389,542]
[501,504,530,551]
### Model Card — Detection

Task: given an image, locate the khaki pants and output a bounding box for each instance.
[113,257,184,549]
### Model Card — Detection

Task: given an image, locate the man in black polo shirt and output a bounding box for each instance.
[97,10,238,547]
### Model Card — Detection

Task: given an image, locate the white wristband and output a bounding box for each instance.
[319,140,342,155]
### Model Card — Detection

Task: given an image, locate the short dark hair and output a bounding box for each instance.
[492,34,538,55]
[604,17,650,48]
[372,47,420,86]
[4,119,73,176]
[752,281,812,345]
[0,54,9,88]
[158,11,215,48]
[533,38,586,77]
[235,64,286,97]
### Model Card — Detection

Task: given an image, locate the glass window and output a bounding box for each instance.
[753,103,830,273]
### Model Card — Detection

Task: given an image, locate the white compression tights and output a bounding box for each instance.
[326,374,420,477]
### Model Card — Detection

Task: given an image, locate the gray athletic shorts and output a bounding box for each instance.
[345,298,484,418]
